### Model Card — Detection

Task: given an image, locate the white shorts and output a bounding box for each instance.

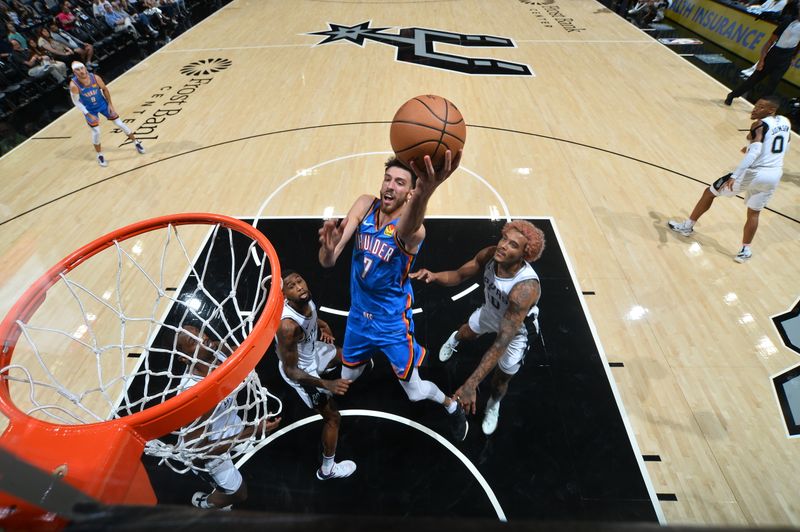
[467,307,537,375]
[710,168,781,210]
[279,340,338,409]
[205,456,242,494]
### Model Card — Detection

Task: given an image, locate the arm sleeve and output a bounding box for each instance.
[731,142,763,181]
[70,90,88,114]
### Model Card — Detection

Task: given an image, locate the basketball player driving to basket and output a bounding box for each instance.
[317,152,470,441]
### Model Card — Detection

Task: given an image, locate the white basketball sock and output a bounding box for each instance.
[321,454,335,475]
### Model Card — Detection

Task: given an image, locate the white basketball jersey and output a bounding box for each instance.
[277,300,320,375]
[178,352,242,441]
[753,115,790,170]
[480,259,540,332]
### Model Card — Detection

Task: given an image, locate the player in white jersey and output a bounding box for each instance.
[669,96,790,263]
[175,325,281,510]
[410,220,545,435]
[275,270,356,480]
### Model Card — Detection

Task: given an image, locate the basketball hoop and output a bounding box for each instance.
[0,213,283,527]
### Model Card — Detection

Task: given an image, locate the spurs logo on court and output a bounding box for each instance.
[180,58,232,76]
[307,21,533,76]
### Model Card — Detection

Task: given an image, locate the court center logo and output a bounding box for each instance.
[180,58,232,76]
[308,21,532,76]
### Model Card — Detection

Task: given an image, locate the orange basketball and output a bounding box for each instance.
[390,95,466,171]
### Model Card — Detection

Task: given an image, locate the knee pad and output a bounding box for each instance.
[113,118,131,135]
[341,364,365,381]
[91,126,101,145]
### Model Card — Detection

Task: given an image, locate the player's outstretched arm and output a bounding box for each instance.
[396,149,462,252]
[410,246,494,286]
[318,194,373,267]
[453,279,540,414]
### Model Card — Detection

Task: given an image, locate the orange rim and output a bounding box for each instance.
[0,212,282,441]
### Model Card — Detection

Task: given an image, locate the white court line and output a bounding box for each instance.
[254,151,511,222]
[451,283,480,301]
[548,219,666,524]
[319,305,349,317]
[235,408,507,521]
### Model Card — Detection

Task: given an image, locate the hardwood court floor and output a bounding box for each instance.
[0,0,798,526]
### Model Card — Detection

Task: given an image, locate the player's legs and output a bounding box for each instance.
[688,187,717,223]
[482,326,531,435]
[396,368,469,440]
[669,175,731,235]
[441,308,489,362]
[743,207,760,246]
[439,318,480,362]
[101,107,145,154]
[315,397,356,480]
[193,457,246,509]
[482,369,513,436]
[397,367,447,404]
[736,173,776,262]
[317,398,340,458]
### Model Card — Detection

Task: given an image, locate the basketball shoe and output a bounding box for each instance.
[448,403,469,441]
[482,399,501,435]
[439,331,459,362]
[667,220,693,236]
[191,492,232,511]
[97,154,107,167]
[734,247,752,263]
[134,140,145,154]
[316,460,357,480]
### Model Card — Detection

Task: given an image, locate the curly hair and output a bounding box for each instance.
[502,220,545,262]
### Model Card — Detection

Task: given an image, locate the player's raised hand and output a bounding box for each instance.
[324,378,352,395]
[408,149,463,192]
[318,218,347,253]
[409,268,439,284]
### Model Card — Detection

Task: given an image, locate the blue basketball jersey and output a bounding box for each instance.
[350,199,420,318]
[72,74,106,113]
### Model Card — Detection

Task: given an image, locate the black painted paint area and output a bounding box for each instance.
[144,218,657,522]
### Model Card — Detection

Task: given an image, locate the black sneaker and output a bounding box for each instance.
[449,403,469,441]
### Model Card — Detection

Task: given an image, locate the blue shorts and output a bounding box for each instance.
[84,101,118,126]
[343,308,427,381]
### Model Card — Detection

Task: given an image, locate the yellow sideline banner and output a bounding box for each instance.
[666,0,800,86]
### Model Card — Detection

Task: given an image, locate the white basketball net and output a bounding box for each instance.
[0,220,282,474]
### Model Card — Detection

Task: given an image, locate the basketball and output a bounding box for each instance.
[390,95,466,171]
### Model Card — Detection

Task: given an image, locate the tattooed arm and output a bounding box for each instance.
[454,279,540,414]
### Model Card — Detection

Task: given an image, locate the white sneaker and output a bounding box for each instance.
[482,400,500,435]
[97,154,107,167]
[316,460,356,480]
[667,220,693,237]
[734,247,752,263]
[191,492,232,510]
[439,331,459,362]
[134,140,145,154]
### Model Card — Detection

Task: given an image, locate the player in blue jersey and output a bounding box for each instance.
[318,152,469,440]
[69,61,144,167]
